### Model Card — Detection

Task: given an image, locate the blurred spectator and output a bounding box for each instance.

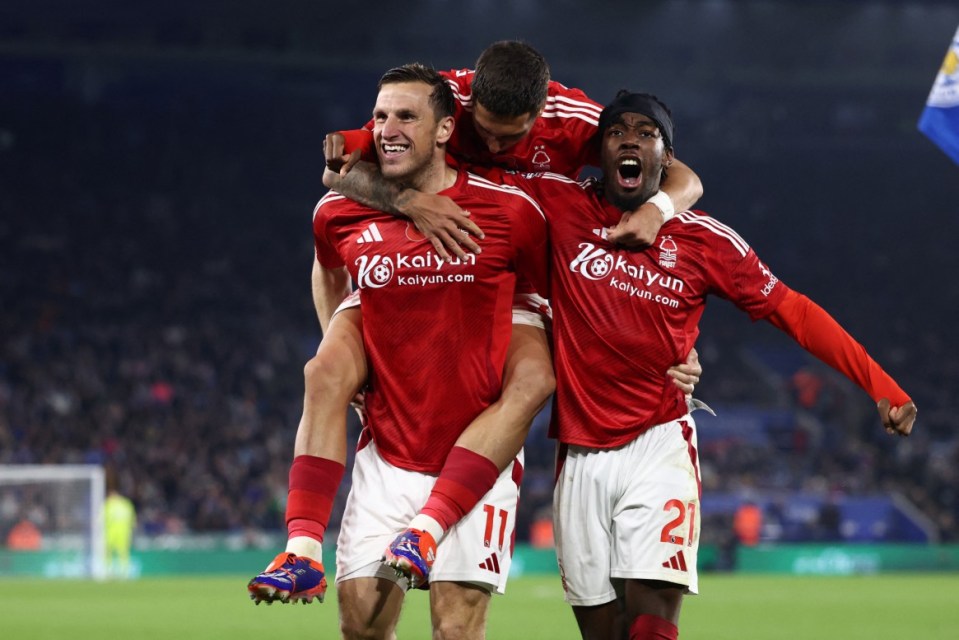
[1,44,955,545]
[6,516,42,550]
[530,507,555,549]
[733,501,763,547]
[814,495,843,543]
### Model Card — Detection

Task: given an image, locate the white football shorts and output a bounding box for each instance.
[335,440,523,595]
[332,289,551,330]
[332,289,361,317]
[553,415,702,607]
[511,292,551,330]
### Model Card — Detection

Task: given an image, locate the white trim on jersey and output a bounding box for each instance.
[532,171,596,193]
[546,95,602,117]
[540,111,599,126]
[466,173,548,221]
[446,78,473,108]
[313,192,347,220]
[534,171,583,186]
[675,211,750,257]
[542,96,601,126]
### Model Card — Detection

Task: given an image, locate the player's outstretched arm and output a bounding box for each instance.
[766,287,915,436]
[606,158,703,248]
[322,131,484,261]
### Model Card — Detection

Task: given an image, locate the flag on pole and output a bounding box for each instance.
[918,24,959,165]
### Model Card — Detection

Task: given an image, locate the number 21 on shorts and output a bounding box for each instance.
[661,499,697,547]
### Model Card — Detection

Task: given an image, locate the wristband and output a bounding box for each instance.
[647,190,676,222]
[338,129,376,160]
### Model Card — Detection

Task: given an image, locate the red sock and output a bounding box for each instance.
[285,455,345,543]
[629,614,679,640]
[420,447,500,530]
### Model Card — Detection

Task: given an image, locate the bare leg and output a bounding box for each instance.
[572,601,623,640]
[252,307,366,579]
[338,577,405,640]
[430,581,492,640]
[623,579,683,626]
[452,323,554,470]
[572,580,683,640]
[386,324,554,584]
[294,306,367,461]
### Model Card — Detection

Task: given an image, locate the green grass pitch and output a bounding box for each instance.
[2,573,957,639]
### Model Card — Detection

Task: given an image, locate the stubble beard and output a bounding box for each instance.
[390,150,447,194]
[605,183,657,213]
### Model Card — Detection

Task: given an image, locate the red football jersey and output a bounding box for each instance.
[441,68,602,178]
[313,170,549,472]
[508,173,788,449]
[350,69,602,179]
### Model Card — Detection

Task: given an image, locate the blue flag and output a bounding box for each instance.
[918,24,959,165]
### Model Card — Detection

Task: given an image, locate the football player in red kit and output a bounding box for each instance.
[248,40,703,601]
[254,63,550,639]
[325,41,705,586]
[500,90,916,640]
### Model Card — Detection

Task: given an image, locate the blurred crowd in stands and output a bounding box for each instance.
[1,53,957,551]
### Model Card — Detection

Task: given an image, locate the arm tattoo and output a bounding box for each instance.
[330,162,407,216]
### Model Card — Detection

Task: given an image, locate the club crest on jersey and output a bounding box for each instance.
[531,144,551,170]
[355,254,394,289]
[658,235,678,268]
[405,222,426,242]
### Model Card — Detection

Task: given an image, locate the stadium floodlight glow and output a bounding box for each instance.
[0,465,106,580]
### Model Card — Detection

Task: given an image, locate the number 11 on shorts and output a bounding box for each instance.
[482,504,508,550]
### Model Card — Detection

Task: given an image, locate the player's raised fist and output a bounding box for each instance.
[877,398,916,437]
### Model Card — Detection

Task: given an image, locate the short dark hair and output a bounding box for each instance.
[378,63,455,119]
[472,41,550,117]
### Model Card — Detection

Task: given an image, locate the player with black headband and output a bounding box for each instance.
[493,90,916,640]
[248,43,704,604]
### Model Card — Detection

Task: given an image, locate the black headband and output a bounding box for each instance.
[598,92,674,150]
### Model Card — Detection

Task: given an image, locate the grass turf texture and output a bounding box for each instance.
[1,573,956,638]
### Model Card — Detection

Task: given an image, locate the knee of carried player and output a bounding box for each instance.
[503,358,556,407]
[303,351,354,394]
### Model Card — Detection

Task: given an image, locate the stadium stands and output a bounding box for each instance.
[2,2,957,549]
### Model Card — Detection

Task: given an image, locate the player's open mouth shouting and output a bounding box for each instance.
[616,155,643,190]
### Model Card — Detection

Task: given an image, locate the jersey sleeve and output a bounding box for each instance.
[336,128,377,163]
[696,214,787,319]
[441,68,474,107]
[312,200,345,269]
[766,288,911,406]
[507,193,550,298]
[549,82,601,170]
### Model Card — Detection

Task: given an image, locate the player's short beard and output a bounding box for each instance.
[606,188,652,212]
[381,146,429,185]
[396,155,444,193]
